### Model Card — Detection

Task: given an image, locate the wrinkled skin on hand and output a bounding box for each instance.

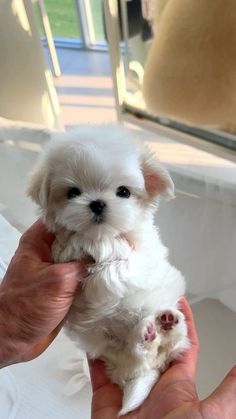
[0,220,84,367]
[1,222,236,419]
[89,299,236,419]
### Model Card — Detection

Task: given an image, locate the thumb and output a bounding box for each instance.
[202,365,236,418]
[88,358,112,392]
[52,259,88,292]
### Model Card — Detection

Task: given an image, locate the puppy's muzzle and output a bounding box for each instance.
[89,200,106,223]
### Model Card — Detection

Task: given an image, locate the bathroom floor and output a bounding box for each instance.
[0,48,235,416]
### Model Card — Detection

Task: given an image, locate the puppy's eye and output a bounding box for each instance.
[67,187,81,199]
[116,186,131,198]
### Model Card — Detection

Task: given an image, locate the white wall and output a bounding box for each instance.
[157,171,236,308]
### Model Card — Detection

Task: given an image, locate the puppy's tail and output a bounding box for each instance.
[118,370,159,417]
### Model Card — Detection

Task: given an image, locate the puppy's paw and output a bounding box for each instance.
[143,321,157,342]
[156,310,181,332]
[131,316,157,347]
[155,309,188,366]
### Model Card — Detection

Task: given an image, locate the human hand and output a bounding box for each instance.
[0,220,84,368]
[89,298,236,419]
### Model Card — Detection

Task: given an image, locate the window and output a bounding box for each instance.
[104,0,236,151]
[33,0,106,49]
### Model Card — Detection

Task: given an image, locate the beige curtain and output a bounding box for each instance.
[0,0,60,128]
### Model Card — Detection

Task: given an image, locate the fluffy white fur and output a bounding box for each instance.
[27,124,188,415]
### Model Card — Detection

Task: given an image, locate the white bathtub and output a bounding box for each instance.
[0,120,236,413]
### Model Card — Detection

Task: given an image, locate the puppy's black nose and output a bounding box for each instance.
[89,200,106,215]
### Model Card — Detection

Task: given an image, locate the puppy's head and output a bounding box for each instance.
[27,125,174,240]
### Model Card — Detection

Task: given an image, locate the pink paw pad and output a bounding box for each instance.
[157,311,179,331]
[144,322,156,342]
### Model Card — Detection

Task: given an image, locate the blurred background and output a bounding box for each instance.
[0,1,235,418]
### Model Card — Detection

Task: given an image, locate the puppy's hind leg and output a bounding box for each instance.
[128,316,158,355]
[156,309,189,361]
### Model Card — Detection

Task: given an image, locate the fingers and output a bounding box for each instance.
[172,297,199,378]
[23,323,63,362]
[88,358,112,392]
[51,260,88,294]
[21,219,55,246]
[179,297,199,349]
[19,219,55,262]
[88,358,123,419]
[203,365,236,417]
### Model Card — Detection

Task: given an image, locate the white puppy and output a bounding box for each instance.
[27,124,188,415]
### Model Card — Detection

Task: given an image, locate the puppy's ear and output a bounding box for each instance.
[27,163,50,208]
[140,147,175,200]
